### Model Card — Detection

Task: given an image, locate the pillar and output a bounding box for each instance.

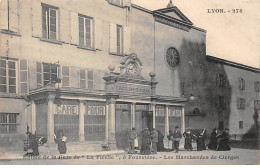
[79,100,85,142]
[181,106,185,133]
[165,105,169,136]
[47,95,55,145]
[131,102,136,128]
[152,103,156,128]
[105,102,109,143]
[108,98,116,145]
[31,101,36,134]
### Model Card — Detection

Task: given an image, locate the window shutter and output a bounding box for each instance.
[93,71,105,90]
[70,11,79,45]
[20,59,28,94]
[237,98,240,109]
[56,9,60,41]
[123,26,131,55]
[32,0,42,37]
[216,74,220,86]
[87,70,94,90]
[70,66,80,88]
[94,18,103,50]
[0,0,8,30]
[109,23,117,53]
[36,62,42,88]
[9,0,19,33]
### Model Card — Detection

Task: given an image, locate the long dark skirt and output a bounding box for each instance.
[208,138,218,150]
[197,138,206,151]
[217,141,231,151]
[141,143,151,155]
[58,141,67,154]
[184,138,193,150]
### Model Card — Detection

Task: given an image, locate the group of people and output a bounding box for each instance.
[26,129,67,156]
[128,126,231,155]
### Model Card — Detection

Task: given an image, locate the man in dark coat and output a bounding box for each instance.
[141,128,151,155]
[217,128,231,151]
[196,128,207,151]
[54,130,67,154]
[208,128,219,150]
[28,132,39,156]
[157,130,164,152]
[183,129,194,151]
[172,126,182,153]
[151,128,158,154]
[128,128,137,154]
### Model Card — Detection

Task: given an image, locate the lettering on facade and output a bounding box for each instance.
[116,104,131,110]
[86,106,106,116]
[55,105,78,115]
[154,16,190,31]
[34,99,48,105]
[155,105,166,116]
[136,104,149,111]
[169,109,182,117]
[115,83,151,95]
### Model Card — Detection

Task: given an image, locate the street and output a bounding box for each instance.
[1,148,259,165]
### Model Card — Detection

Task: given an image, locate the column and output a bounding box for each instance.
[79,100,85,142]
[108,98,116,144]
[105,102,109,143]
[152,103,156,128]
[131,102,136,128]
[181,106,185,133]
[31,101,36,134]
[47,95,55,145]
[165,105,169,136]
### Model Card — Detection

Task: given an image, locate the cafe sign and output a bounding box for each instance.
[55,105,79,115]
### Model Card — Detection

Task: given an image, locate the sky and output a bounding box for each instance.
[132,0,260,68]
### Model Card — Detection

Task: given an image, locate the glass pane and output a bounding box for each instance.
[9,86,16,93]
[8,61,15,69]
[0,77,6,84]
[62,66,69,76]
[50,32,56,40]
[9,78,16,85]
[44,73,50,81]
[80,70,85,79]
[0,60,6,68]
[43,64,50,73]
[8,70,16,77]
[9,114,17,123]
[0,68,6,76]
[0,114,7,123]
[21,83,28,94]
[51,65,57,73]
[50,24,56,32]
[79,17,84,24]
[51,74,58,83]
[37,74,42,84]
[20,60,27,70]
[50,9,56,17]
[0,85,7,92]
[50,17,56,24]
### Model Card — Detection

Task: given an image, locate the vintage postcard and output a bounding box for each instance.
[0,0,259,165]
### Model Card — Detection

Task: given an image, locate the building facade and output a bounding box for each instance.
[0,0,259,149]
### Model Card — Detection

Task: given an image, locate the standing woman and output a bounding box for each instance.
[183,129,194,151]
[208,128,219,150]
[54,130,67,154]
[196,128,207,151]
[141,128,151,155]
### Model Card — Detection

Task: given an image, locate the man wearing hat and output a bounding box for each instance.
[128,127,137,154]
[151,128,159,154]
[172,126,182,153]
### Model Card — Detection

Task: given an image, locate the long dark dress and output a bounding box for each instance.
[217,131,231,151]
[208,131,218,150]
[196,134,206,151]
[28,133,39,156]
[157,131,164,152]
[183,132,193,151]
[55,136,67,154]
[141,131,151,155]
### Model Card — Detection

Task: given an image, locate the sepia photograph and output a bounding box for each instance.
[0,0,259,165]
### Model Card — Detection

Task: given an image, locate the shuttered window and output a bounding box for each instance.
[239,78,245,90]
[116,25,123,54]
[36,62,42,88]
[42,4,59,40]
[0,113,19,133]
[0,59,17,93]
[216,73,226,87]
[237,98,245,109]
[254,81,260,92]
[80,69,86,89]
[78,14,94,48]
[37,62,59,87]
[62,66,70,87]
[0,0,19,32]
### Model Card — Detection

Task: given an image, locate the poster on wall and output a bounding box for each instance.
[0,0,259,166]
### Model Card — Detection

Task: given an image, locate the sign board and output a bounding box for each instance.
[169,107,182,117]
[55,104,79,115]
[86,105,106,115]
[115,82,151,95]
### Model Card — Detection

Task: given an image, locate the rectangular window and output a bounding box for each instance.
[237,98,245,109]
[239,78,245,90]
[20,60,28,94]
[215,96,226,109]
[0,59,17,93]
[87,70,94,90]
[116,25,123,54]
[80,69,86,89]
[0,113,19,133]
[42,4,58,40]
[216,73,226,87]
[254,100,260,110]
[78,14,93,48]
[254,81,260,92]
[239,121,243,129]
[36,62,42,88]
[42,63,58,86]
[62,66,70,87]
